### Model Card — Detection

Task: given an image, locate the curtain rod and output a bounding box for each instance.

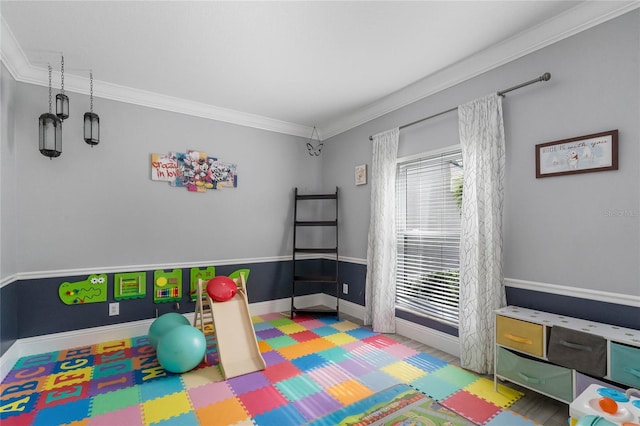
[368,72,551,141]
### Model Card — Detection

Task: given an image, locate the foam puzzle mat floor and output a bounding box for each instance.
[1,313,539,425]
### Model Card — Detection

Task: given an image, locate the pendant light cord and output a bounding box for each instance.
[60,55,65,95]
[48,64,53,113]
[89,71,93,113]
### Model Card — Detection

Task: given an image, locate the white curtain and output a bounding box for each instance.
[458,94,506,374]
[364,128,399,333]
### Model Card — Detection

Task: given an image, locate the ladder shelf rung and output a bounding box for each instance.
[295,220,337,226]
[294,248,337,254]
[296,194,337,200]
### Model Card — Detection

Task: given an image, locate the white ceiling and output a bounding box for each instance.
[1,1,638,139]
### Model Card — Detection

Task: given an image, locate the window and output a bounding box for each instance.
[395,147,463,327]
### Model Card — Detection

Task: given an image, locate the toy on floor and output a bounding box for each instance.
[195,273,266,379]
[148,312,206,373]
[570,384,640,426]
[148,312,190,349]
[206,275,237,302]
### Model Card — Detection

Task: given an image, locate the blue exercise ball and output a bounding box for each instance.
[148,312,190,349]
[156,325,206,373]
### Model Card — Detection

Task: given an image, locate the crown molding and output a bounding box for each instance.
[0,16,313,139]
[320,1,640,140]
[3,3,639,141]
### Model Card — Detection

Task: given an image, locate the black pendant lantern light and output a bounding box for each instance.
[84,71,99,146]
[55,55,69,121]
[39,64,62,158]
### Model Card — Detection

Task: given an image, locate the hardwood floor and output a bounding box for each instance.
[338,312,571,425]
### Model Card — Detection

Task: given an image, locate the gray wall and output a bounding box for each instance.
[5,80,323,275]
[1,63,18,280]
[323,10,640,297]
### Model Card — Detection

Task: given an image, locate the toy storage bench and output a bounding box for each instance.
[494,306,640,404]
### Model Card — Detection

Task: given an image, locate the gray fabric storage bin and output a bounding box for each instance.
[547,326,607,378]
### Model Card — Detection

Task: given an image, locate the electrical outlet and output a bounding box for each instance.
[342,283,349,294]
[109,302,119,316]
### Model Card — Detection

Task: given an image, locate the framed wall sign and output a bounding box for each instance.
[355,164,367,185]
[535,130,618,178]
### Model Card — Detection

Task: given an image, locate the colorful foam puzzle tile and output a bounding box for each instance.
[331,320,360,332]
[292,391,343,421]
[385,343,420,359]
[316,346,352,364]
[442,390,502,425]
[323,332,358,346]
[485,409,542,425]
[180,365,223,389]
[356,369,402,392]
[362,334,398,349]
[32,398,91,426]
[307,364,353,388]
[349,346,397,368]
[268,317,295,327]
[139,375,183,402]
[256,328,284,340]
[277,323,307,335]
[311,326,342,337]
[289,330,320,343]
[277,338,334,360]
[410,373,462,401]
[432,364,480,389]
[262,350,287,366]
[325,379,374,406]
[90,386,140,416]
[236,385,288,417]
[264,360,303,383]
[141,391,192,424]
[195,398,250,425]
[265,335,298,350]
[254,402,307,426]
[228,371,270,394]
[464,377,524,408]
[404,352,449,372]
[275,375,323,401]
[380,360,427,383]
[345,327,378,340]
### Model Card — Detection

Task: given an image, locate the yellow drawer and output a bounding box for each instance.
[496,315,544,357]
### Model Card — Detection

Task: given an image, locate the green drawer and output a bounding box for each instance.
[497,347,573,402]
[610,342,640,388]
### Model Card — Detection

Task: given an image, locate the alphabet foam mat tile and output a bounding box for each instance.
[1,312,534,425]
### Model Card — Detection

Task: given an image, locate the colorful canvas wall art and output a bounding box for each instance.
[151,150,237,193]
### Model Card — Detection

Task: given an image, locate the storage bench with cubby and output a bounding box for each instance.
[494,306,640,403]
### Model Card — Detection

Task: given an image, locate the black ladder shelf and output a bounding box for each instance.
[291,187,339,318]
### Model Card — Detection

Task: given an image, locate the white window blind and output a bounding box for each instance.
[396,147,463,326]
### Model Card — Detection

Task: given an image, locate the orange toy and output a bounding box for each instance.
[598,397,618,415]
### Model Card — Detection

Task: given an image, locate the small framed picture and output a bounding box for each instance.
[535,130,618,178]
[355,164,367,185]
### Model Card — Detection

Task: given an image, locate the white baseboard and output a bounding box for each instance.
[394,317,460,358]
[321,294,460,358]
